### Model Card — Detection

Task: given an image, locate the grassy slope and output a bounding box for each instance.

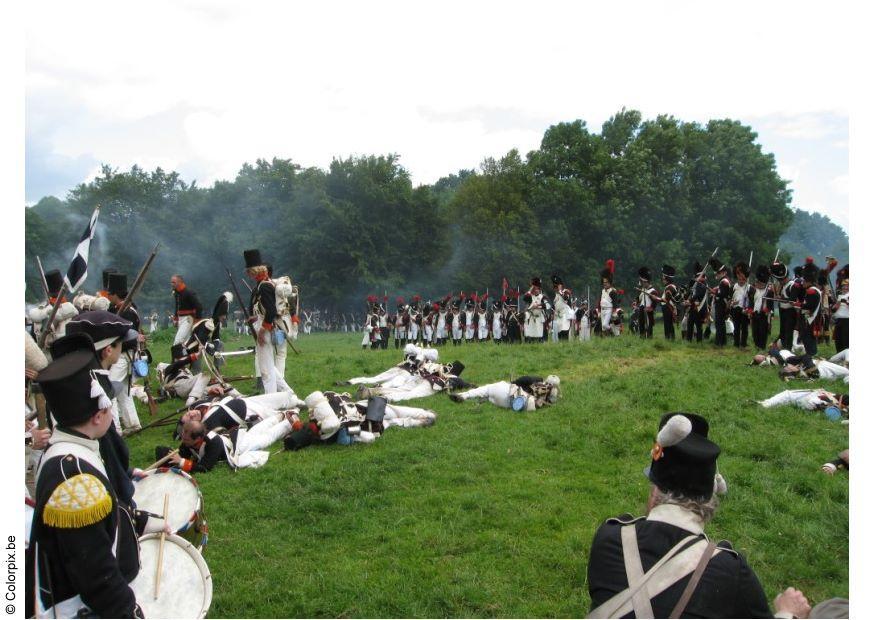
[128,328,848,618]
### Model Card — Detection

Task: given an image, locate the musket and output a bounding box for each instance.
[774,248,781,263]
[633,286,663,303]
[748,251,753,270]
[37,283,68,349]
[227,267,259,342]
[241,278,253,293]
[35,255,50,300]
[118,243,161,315]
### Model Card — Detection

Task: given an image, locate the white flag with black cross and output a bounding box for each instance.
[63,204,101,293]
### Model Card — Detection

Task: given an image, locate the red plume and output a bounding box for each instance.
[501,294,507,302]
[396,296,405,304]
[605,259,615,275]
[383,295,388,302]
[432,302,439,310]
[367,294,377,303]
[617,288,625,295]
[443,293,452,303]
[805,256,814,264]
[413,294,421,302]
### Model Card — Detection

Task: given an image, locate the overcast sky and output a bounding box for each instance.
[25,0,850,231]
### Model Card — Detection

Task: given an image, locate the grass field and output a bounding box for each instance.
[127,327,849,618]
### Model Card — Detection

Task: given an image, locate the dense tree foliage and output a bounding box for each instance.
[25,110,806,313]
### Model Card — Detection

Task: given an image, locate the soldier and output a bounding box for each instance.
[504,291,523,344]
[709,257,731,347]
[393,297,408,348]
[244,249,291,393]
[730,262,752,348]
[636,267,658,339]
[798,262,823,356]
[660,265,680,340]
[170,273,203,345]
[685,263,709,342]
[492,298,505,343]
[451,297,464,345]
[27,339,169,618]
[105,273,143,434]
[599,261,620,337]
[586,412,810,619]
[523,278,547,343]
[771,260,802,351]
[749,265,774,350]
[476,295,490,342]
[551,276,573,341]
[833,275,849,353]
[28,269,79,350]
[449,375,560,410]
[464,295,477,343]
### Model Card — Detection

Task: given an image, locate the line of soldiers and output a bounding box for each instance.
[354,254,848,356]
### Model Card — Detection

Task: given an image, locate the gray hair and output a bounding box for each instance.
[651,488,720,523]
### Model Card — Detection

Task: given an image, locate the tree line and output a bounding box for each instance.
[27,108,839,314]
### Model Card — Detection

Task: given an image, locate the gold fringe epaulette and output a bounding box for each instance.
[43,473,112,528]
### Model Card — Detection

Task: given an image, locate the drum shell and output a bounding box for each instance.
[133,468,209,550]
[131,533,212,619]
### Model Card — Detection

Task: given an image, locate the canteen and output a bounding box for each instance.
[132,358,149,378]
[511,395,528,411]
[336,427,353,445]
[272,329,286,346]
[823,406,842,421]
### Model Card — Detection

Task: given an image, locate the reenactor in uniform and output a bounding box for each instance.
[798,262,823,356]
[599,261,620,336]
[244,249,291,393]
[586,412,810,619]
[833,272,849,353]
[709,257,731,347]
[636,267,658,339]
[660,265,680,340]
[28,269,79,351]
[451,297,464,346]
[393,297,408,348]
[551,276,573,341]
[770,260,802,351]
[730,262,751,348]
[523,279,547,343]
[492,298,505,343]
[170,273,203,345]
[105,273,143,433]
[685,263,709,342]
[749,265,774,350]
[27,336,168,618]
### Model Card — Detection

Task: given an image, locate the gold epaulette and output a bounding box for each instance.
[43,473,112,528]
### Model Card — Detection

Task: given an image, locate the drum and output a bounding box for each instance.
[130,533,212,619]
[133,468,208,550]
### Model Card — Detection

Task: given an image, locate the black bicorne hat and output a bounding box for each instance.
[35,344,114,427]
[770,261,788,279]
[531,277,542,289]
[45,270,64,297]
[448,361,465,376]
[107,272,128,298]
[66,310,137,350]
[662,264,676,279]
[243,249,264,269]
[600,269,613,284]
[646,412,721,500]
[802,263,819,282]
[551,274,564,287]
[755,264,770,284]
[638,266,651,281]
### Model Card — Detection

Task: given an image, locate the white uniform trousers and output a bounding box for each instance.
[600,305,612,332]
[374,378,440,402]
[234,413,293,454]
[579,315,591,341]
[829,349,850,365]
[455,381,514,408]
[174,315,194,345]
[377,402,437,428]
[759,389,831,410]
[241,391,304,422]
[348,367,408,385]
[109,354,141,430]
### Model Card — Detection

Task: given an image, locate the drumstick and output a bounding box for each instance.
[143,449,179,472]
[154,493,170,599]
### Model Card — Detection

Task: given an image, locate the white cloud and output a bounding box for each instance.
[831,174,850,196]
[25,0,853,217]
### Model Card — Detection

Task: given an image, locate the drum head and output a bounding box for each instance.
[131,533,212,618]
[134,469,203,534]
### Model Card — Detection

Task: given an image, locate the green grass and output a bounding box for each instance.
[129,328,849,617]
